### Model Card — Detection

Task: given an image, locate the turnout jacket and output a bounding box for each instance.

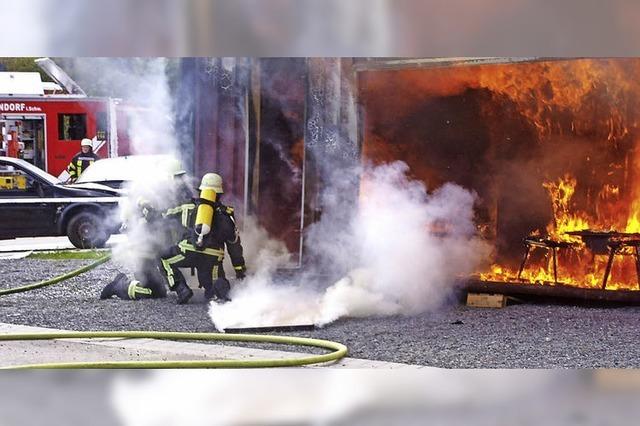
[166,200,246,273]
[67,151,100,180]
[200,204,246,271]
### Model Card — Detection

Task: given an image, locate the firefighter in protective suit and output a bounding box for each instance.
[66,138,100,182]
[161,173,246,302]
[100,160,196,304]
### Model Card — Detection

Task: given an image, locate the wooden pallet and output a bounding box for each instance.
[465,279,640,305]
[466,292,507,308]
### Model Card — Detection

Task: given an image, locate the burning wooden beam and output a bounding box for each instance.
[464,279,640,305]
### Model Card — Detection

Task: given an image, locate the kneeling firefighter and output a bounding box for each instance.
[99,198,172,301]
[161,172,247,302]
[100,161,196,303]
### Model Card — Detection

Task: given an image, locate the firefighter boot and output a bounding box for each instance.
[174,281,193,305]
[203,282,214,301]
[100,273,129,300]
[209,278,231,303]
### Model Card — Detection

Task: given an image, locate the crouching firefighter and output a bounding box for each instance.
[161,173,247,302]
[99,198,174,301]
[158,159,199,303]
[100,161,197,303]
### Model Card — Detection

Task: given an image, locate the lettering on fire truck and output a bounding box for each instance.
[0,102,42,113]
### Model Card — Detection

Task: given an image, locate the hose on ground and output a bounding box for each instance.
[0,331,348,369]
[0,253,112,296]
[0,252,349,368]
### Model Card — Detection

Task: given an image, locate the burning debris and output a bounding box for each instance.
[481,173,640,291]
[358,58,640,292]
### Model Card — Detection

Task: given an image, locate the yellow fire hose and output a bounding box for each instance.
[0,253,348,369]
[0,253,112,296]
[0,331,348,369]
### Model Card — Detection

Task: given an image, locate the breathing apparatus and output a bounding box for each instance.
[195,173,223,247]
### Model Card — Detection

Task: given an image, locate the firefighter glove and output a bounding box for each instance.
[234,265,246,280]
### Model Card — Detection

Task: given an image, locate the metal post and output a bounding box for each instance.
[517,244,532,281]
[552,247,558,284]
[634,246,640,290]
[602,245,617,290]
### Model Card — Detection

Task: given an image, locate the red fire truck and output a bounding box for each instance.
[0,59,132,178]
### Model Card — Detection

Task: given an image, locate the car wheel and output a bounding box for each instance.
[66,211,110,249]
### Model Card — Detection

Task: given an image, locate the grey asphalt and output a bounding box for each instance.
[1,257,640,368]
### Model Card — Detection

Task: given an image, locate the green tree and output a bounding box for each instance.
[0,57,53,81]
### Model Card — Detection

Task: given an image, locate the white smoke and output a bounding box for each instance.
[214,215,321,327]
[64,58,178,156]
[210,161,490,330]
[111,157,183,269]
[120,59,179,157]
[63,58,184,269]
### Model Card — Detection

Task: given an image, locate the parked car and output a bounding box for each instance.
[0,156,122,248]
[75,154,185,189]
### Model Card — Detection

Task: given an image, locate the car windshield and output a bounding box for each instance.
[76,155,178,184]
[3,158,61,185]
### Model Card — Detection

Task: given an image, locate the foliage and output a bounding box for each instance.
[0,57,53,81]
[0,57,182,101]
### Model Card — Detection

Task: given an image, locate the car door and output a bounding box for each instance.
[0,161,57,238]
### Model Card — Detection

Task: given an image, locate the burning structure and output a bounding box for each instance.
[357,58,640,293]
[179,57,640,302]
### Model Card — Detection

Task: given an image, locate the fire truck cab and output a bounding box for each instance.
[0,59,131,178]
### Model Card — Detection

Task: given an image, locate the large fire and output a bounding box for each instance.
[542,175,593,241]
[478,60,640,290]
[358,58,640,291]
[480,171,640,290]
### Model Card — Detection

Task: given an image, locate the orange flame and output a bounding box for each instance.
[474,61,640,290]
[542,175,591,242]
[359,58,640,290]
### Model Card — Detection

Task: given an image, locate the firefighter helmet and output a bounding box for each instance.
[81,138,93,147]
[199,173,224,193]
[166,158,186,177]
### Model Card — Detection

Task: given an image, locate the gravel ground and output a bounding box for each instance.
[2,258,640,368]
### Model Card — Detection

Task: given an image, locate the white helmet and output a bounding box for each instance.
[166,158,186,177]
[199,173,224,193]
[81,138,93,148]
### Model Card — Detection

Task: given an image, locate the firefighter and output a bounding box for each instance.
[100,160,197,303]
[157,159,199,303]
[161,173,247,303]
[66,138,100,182]
[99,198,174,302]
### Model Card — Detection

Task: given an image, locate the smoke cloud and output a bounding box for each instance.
[61,58,185,269]
[63,58,490,328]
[210,161,490,330]
[61,57,179,156]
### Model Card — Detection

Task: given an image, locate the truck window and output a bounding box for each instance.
[96,111,108,141]
[58,113,87,140]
